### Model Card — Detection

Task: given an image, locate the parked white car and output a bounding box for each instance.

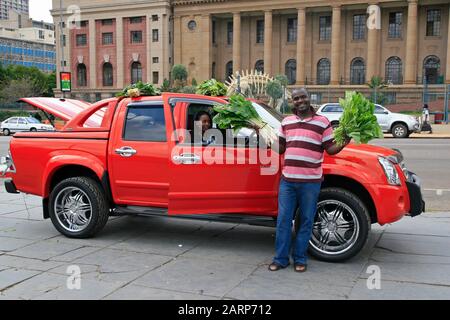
[317,103,420,138]
[1,117,55,136]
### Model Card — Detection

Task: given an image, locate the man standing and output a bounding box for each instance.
[269,88,350,272]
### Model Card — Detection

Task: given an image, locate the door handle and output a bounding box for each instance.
[115,147,137,158]
[172,153,201,164]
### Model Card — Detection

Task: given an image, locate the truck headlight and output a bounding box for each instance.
[379,157,401,186]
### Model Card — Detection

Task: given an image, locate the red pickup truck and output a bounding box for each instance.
[0,94,424,262]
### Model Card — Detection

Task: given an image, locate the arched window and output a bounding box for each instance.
[423,55,440,84]
[225,61,233,81]
[385,56,403,84]
[350,58,365,85]
[255,60,264,74]
[285,59,296,85]
[103,62,113,86]
[131,61,142,84]
[317,58,330,85]
[77,63,87,87]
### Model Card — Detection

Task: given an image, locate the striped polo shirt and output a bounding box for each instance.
[278,113,335,183]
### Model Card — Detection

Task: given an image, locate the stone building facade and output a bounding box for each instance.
[53,0,449,104]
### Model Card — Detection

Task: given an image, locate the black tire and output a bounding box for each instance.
[391,123,408,138]
[295,187,371,262]
[30,128,37,132]
[49,177,109,238]
[3,128,10,136]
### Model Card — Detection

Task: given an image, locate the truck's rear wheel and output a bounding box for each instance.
[49,177,109,238]
[295,187,371,262]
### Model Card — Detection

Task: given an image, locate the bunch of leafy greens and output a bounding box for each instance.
[213,94,278,145]
[196,79,227,97]
[116,82,161,98]
[334,91,383,146]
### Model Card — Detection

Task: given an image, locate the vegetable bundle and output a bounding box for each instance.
[196,79,227,97]
[213,94,278,145]
[334,91,384,146]
[116,82,161,98]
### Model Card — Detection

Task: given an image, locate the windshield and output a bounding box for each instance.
[252,102,283,129]
[26,117,41,123]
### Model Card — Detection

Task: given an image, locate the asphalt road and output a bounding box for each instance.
[1,136,449,211]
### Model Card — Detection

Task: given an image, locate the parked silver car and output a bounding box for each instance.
[317,103,420,138]
[1,117,55,136]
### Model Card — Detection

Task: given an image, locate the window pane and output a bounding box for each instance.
[256,20,264,43]
[388,12,402,38]
[124,106,166,142]
[317,59,330,85]
[102,32,113,45]
[131,62,142,84]
[103,63,113,86]
[353,15,366,40]
[287,18,297,42]
[319,16,331,41]
[152,29,159,42]
[76,34,87,46]
[131,31,142,43]
[350,58,365,85]
[227,21,233,45]
[385,57,403,84]
[426,9,441,36]
[285,59,296,85]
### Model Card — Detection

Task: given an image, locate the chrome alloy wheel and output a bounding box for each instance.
[310,200,360,256]
[394,126,406,137]
[54,187,93,232]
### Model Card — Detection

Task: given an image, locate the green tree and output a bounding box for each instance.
[172,64,188,82]
[367,76,388,104]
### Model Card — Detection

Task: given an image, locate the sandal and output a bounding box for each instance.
[294,264,307,273]
[268,262,289,271]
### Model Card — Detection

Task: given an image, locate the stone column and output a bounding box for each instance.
[366,4,380,81]
[330,5,341,85]
[404,0,418,84]
[201,14,212,81]
[116,17,124,88]
[446,5,450,84]
[232,12,241,74]
[173,16,182,65]
[264,10,273,76]
[296,7,306,85]
[147,14,153,84]
[88,18,97,88]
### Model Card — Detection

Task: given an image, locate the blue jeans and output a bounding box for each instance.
[273,178,322,266]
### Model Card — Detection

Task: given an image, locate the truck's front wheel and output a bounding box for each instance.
[297,187,371,262]
[49,177,109,238]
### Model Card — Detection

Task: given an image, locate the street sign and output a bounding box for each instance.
[60,72,72,92]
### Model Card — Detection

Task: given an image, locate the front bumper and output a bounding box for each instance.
[4,179,19,194]
[406,171,425,217]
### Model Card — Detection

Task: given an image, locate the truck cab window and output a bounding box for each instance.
[123,105,166,142]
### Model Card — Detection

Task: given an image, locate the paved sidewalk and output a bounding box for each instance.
[385,124,450,139]
[0,186,450,300]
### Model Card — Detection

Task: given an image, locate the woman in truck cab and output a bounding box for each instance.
[193,111,215,145]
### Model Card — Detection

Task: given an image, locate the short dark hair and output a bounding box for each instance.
[194,111,212,121]
[423,104,429,109]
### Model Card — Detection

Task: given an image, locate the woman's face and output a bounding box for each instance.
[198,114,211,133]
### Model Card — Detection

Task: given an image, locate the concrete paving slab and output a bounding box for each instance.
[104,284,219,300]
[358,261,450,286]
[9,239,85,260]
[0,218,60,240]
[383,215,450,237]
[370,249,450,265]
[49,246,103,263]
[0,237,38,252]
[132,257,257,298]
[0,204,29,215]
[375,233,450,257]
[225,265,351,300]
[71,248,172,283]
[0,255,64,272]
[1,207,45,221]
[0,272,123,300]
[0,268,40,291]
[349,279,450,300]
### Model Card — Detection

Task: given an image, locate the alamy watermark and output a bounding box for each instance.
[66,265,82,290]
[366,265,381,290]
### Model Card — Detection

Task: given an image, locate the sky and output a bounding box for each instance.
[29,0,53,23]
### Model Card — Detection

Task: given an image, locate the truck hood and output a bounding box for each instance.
[20,97,92,122]
[345,142,397,158]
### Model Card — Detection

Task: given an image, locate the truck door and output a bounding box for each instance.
[108,99,173,207]
[167,96,280,216]
[374,105,390,131]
